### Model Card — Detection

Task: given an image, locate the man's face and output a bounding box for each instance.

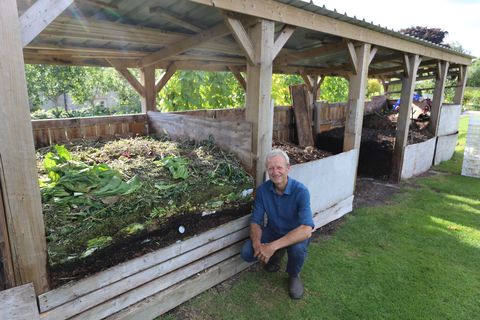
[266,155,290,187]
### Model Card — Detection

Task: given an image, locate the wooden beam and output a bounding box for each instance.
[299,69,314,93]
[189,0,473,65]
[344,43,372,152]
[272,25,296,59]
[347,42,358,75]
[228,66,247,90]
[149,5,203,33]
[78,0,118,10]
[108,60,145,96]
[276,41,345,64]
[0,178,15,290]
[0,0,49,294]
[245,19,275,186]
[155,63,177,93]
[224,14,255,65]
[139,22,231,68]
[453,65,468,105]
[141,66,156,112]
[429,61,449,136]
[369,47,378,65]
[391,54,421,181]
[20,0,74,47]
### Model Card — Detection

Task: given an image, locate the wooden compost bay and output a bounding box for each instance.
[0,0,473,319]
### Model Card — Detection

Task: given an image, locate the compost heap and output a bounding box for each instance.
[37,136,253,284]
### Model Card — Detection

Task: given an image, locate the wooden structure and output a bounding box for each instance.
[0,0,473,318]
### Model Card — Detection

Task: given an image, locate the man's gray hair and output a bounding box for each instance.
[265,149,290,167]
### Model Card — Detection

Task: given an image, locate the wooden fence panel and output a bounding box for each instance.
[148,112,253,171]
[31,115,148,147]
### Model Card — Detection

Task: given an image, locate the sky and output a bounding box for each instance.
[312,0,480,58]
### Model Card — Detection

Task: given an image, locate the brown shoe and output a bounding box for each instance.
[288,275,304,299]
[264,249,285,273]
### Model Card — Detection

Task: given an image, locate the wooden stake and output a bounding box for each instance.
[0,0,49,294]
[245,20,275,186]
[391,54,421,181]
[141,66,156,112]
[343,43,372,152]
[453,65,467,105]
[430,61,449,136]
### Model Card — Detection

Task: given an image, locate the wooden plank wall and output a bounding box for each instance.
[37,215,251,320]
[172,106,294,142]
[147,111,253,170]
[315,95,387,134]
[31,114,148,147]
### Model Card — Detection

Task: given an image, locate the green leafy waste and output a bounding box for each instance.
[37,137,254,268]
[40,145,142,204]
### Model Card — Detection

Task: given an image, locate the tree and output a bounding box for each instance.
[467,59,480,87]
[399,26,448,44]
[319,76,349,102]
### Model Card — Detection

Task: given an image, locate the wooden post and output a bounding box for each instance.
[0,181,15,290]
[429,61,449,136]
[141,66,156,113]
[391,54,421,181]
[343,43,373,151]
[453,65,467,105]
[0,0,49,294]
[245,20,275,186]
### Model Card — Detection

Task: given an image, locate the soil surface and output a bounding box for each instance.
[273,140,332,164]
[316,112,434,180]
[49,202,252,287]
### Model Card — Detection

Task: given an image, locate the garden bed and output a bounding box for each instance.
[316,112,434,179]
[36,136,253,287]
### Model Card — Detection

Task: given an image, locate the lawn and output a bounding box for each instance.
[162,115,480,320]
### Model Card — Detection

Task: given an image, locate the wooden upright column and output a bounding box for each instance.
[344,43,374,151]
[391,54,421,181]
[245,20,275,186]
[141,66,156,113]
[453,65,468,105]
[430,61,449,136]
[0,0,49,294]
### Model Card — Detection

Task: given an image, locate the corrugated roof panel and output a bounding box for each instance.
[274,0,473,59]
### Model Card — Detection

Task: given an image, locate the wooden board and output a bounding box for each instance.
[148,111,252,170]
[68,243,244,320]
[40,230,248,320]
[38,215,250,312]
[290,84,314,147]
[0,283,40,320]
[107,256,252,320]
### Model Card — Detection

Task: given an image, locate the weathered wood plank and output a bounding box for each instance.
[148,112,252,170]
[430,61,449,136]
[0,0,49,294]
[68,243,244,320]
[31,114,148,129]
[290,84,314,147]
[0,177,15,290]
[392,54,421,181]
[245,19,275,185]
[38,215,249,312]
[107,255,252,320]
[20,0,74,47]
[0,283,40,320]
[41,229,248,320]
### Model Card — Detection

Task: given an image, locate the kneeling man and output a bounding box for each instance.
[241,149,314,299]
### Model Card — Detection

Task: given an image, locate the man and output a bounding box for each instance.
[240,149,314,299]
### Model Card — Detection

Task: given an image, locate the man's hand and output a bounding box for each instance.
[255,243,276,264]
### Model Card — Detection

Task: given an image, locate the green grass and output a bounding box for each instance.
[161,115,480,320]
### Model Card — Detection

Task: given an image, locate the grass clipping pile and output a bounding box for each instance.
[37,136,253,284]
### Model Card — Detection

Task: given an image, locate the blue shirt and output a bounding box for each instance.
[251,177,314,235]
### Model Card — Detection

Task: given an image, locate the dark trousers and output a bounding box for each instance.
[240,227,310,277]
